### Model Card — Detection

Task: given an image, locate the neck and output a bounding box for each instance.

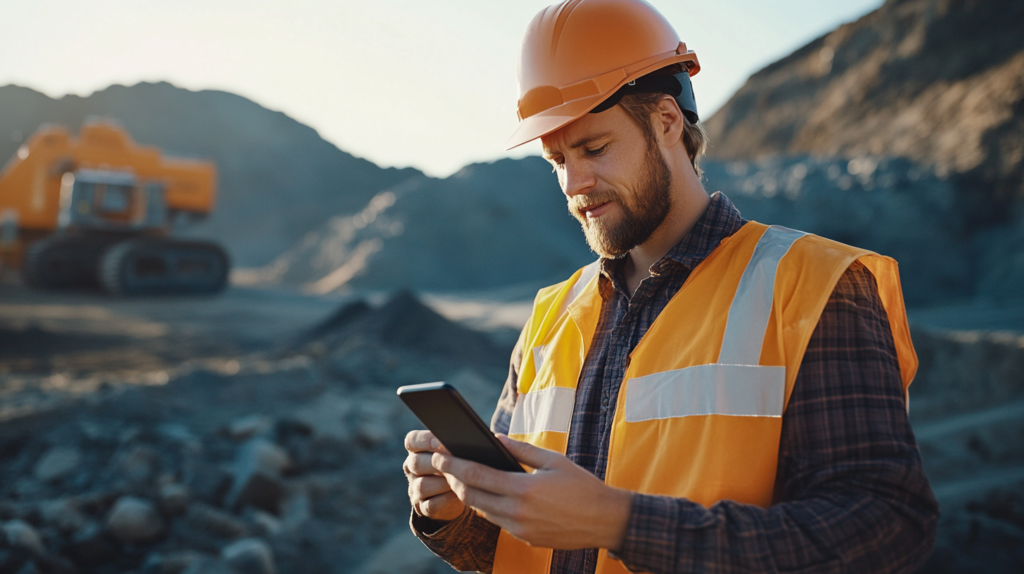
[623,160,709,295]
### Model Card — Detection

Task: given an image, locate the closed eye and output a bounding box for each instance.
[585,144,608,157]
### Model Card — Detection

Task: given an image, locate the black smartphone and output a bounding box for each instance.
[397,382,525,473]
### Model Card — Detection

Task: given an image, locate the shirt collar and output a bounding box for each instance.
[598,191,747,298]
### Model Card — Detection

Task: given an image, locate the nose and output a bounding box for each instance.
[560,158,597,200]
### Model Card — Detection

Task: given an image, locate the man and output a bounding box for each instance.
[403,0,939,572]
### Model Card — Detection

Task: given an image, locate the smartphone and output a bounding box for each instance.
[398,382,525,473]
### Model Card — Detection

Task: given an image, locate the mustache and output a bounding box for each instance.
[569,189,619,215]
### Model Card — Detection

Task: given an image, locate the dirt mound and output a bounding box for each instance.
[246,157,594,294]
[299,290,509,372]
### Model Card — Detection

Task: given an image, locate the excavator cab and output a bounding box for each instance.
[58,170,166,231]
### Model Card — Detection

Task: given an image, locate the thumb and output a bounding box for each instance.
[497,434,559,469]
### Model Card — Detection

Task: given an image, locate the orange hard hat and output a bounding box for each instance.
[507,0,700,150]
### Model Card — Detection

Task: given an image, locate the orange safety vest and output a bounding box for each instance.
[492,222,918,574]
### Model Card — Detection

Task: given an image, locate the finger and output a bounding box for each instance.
[432,452,523,497]
[418,491,462,519]
[497,434,559,469]
[445,480,518,526]
[405,452,441,476]
[410,475,452,503]
[405,430,447,453]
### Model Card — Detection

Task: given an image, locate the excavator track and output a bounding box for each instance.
[98,238,230,296]
[23,235,116,290]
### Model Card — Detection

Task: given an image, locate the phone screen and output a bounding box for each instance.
[398,382,525,473]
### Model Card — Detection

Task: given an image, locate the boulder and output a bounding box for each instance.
[185,464,232,506]
[159,483,191,516]
[224,469,283,515]
[280,490,311,532]
[226,415,272,441]
[220,538,275,574]
[224,440,291,514]
[116,445,160,485]
[38,500,87,535]
[182,503,247,541]
[156,422,199,444]
[246,510,281,537]
[2,520,44,556]
[240,440,292,476]
[105,497,165,544]
[33,447,81,483]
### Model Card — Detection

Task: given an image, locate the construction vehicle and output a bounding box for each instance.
[0,119,229,295]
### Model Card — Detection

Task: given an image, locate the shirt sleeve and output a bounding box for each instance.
[611,261,940,573]
[408,324,525,572]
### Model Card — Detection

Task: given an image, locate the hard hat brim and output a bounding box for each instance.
[505,51,700,150]
[505,95,604,150]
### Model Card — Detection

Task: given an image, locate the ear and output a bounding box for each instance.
[653,95,685,149]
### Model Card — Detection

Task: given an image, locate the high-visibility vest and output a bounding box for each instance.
[492,222,918,574]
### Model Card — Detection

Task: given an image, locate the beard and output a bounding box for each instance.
[569,142,672,259]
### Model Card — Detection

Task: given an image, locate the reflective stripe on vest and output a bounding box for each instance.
[509,385,575,434]
[624,364,785,421]
[719,226,806,365]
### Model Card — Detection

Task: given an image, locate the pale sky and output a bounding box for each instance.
[1,0,883,177]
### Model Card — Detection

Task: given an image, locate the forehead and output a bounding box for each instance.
[540,105,637,156]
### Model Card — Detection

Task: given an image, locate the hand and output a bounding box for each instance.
[432,434,633,551]
[404,430,467,522]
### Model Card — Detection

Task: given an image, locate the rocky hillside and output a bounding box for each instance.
[703,0,1024,212]
[0,83,421,266]
[693,0,1024,307]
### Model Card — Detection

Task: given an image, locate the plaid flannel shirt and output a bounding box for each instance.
[411,192,939,573]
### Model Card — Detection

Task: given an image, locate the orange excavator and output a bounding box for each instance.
[0,119,229,295]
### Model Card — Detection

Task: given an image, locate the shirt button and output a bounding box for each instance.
[601,397,609,408]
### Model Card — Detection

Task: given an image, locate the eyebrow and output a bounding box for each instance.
[543,132,612,159]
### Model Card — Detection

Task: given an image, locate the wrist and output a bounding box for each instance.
[600,486,634,552]
[412,504,470,536]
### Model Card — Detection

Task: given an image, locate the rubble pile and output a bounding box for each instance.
[0,291,507,574]
[909,327,1024,572]
[703,155,972,306]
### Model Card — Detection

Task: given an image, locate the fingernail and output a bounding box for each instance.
[431,438,441,450]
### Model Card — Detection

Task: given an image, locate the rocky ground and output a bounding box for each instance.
[1,282,1023,573]
[906,326,1024,573]
[0,284,515,574]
